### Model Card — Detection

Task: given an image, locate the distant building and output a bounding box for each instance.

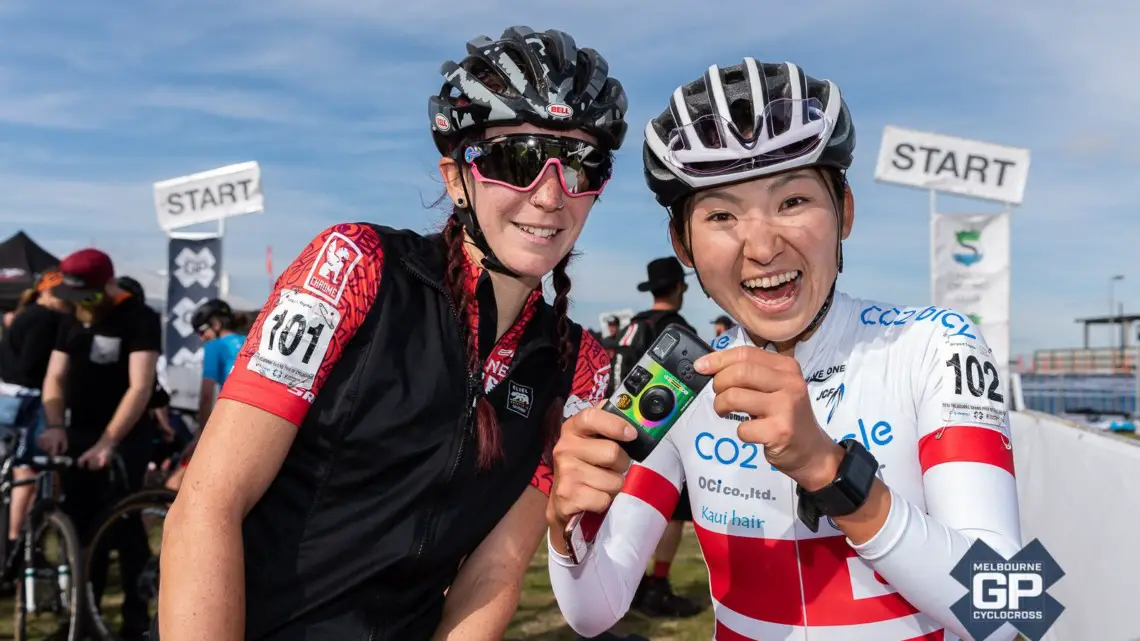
[1030,313,1140,375]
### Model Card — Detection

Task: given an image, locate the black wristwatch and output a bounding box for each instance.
[796,439,879,533]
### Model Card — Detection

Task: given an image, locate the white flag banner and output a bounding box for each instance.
[154,161,264,232]
[932,212,1011,397]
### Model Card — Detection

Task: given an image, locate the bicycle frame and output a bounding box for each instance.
[0,430,75,617]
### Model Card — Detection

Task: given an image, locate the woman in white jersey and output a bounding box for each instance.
[546,58,1023,640]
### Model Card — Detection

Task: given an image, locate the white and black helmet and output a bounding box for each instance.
[430,26,629,155]
[643,58,854,207]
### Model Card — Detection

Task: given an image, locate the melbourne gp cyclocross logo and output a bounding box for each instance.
[953,228,983,266]
[950,538,1065,640]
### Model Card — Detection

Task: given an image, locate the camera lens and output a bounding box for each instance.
[638,386,676,422]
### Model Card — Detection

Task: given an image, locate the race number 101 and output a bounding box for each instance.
[265,311,325,365]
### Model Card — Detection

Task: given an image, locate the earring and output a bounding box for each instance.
[455,196,467,208]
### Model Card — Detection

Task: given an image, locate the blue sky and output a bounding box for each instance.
[1,0,1136,359]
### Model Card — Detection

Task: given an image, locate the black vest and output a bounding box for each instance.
[242,226,582,639]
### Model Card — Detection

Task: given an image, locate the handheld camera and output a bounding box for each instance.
[603,323,713,461]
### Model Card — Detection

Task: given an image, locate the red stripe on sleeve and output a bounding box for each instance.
[577,465,679,543]
[621,465,680,520]
[918,425,1014,476]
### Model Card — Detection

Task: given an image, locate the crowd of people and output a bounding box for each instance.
[0,248,247,639]
[0,21,1026,641]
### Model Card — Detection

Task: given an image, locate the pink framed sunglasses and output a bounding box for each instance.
[463,134,612,197]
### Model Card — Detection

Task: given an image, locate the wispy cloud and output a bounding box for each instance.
[1,0,1138,355]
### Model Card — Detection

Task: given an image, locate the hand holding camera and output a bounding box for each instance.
[547,324,713,558]
[547,407,635,547]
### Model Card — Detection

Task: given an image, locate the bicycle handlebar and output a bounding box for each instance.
[25,455,74,469]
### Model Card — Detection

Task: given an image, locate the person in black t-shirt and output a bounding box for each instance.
[39,249,161,638]
[115,276,190,484]
[0,271,71,389]
[0,270,72,546]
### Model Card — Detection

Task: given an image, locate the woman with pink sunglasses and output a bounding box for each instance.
[158,25,628,641]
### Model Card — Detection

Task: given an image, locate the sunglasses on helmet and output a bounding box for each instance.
[462,134,612,198]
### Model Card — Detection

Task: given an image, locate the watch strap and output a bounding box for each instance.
[796,439,877,531]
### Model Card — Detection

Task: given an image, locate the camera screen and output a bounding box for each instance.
[652,333,678,362]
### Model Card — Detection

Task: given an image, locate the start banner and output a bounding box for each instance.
[154,161,264,232]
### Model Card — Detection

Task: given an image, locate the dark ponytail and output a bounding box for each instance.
[440,210,579,470]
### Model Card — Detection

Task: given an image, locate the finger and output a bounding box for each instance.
[561,461,626,497]
[568,408,637,442]
[712,387,773,420]
[694,345,778,374]
[554,486,615,519]
[561,437,630,473]
[737,417,781,445]
[711,361,792,395]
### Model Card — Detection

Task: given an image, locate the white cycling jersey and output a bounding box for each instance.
[549,292,1023,641]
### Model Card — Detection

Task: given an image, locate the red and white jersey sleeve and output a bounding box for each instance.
[849,315,1023,640]
[220,224,383,426]
[547,420,687,638]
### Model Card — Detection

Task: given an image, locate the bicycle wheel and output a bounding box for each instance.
[84,489,174,641]
[14,507,85,641]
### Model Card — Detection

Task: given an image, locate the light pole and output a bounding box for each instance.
[1109,275,1124,373]
[1110,274,1124,319]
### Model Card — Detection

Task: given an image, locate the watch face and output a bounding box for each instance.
[842,440,879,487]
[821,439,879,517]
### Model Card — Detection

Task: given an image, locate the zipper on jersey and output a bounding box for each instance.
[402,258,557,565]
[404,263,474,563]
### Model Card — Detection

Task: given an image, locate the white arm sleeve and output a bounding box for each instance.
[851,321,1023,641]
[548,432,686,638]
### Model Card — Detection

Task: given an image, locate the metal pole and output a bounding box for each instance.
[218,217,228,299]
[1110,275,1124,372]
[929,190,938,303]
[1120,302,1126,372]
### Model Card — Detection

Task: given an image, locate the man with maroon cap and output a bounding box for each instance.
[38,247,161,638]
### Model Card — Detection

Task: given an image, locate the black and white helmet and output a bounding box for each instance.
[430,26,629,154]
[643,58,855,207]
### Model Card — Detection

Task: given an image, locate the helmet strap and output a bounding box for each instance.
[454,170,521,279]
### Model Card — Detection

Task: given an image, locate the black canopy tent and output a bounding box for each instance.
[0,231,60,310]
